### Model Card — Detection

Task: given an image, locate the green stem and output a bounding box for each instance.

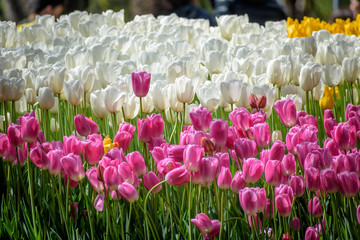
[182,102,186,131]
[188,174,192,240]
[3,101,8,129]
[219,190,224,239]
[11,101,16,124]
[139,97,143,119]
[27,150,37,237]
[165,184,174,240]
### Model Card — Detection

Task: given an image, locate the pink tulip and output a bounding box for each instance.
[337,171,359,197]
[249,123,271,149]
[157,158,181,178]
[316,219,326,236]
[138,113,164,142]
[209,219,221,239]
[183,144,204,172]
[249,109,267,126]
[104,148,126,164]
[230,171,246,193]
[275,194,292,217]
[332,154,346,173]
[3,145,17,163]
[243,158,264,183]
[165,165,191,186]
[131,71,151,97]
[7,123,23,147]
[192,171,205,186]
[215,152,230,169]
[298,114,317,128]
[260,149,270,167]
[118,182,139,203]
[47,149,64,175]
[82,138,104,165]
[30,146,50,170]
[289,174,305,197]
[191,213,213,234]
[113,131,132,152]
[345,104,360,121]
[63,136,82,155]
[332,122,357,150]
[275,184,294,202]
[226,126,241,149]
[60,153,85,181]
[265,160,282,186]
[357,205,360,224]
[281,154,296,176]
[217,167,232,189]
[308,196,323,218]
[94,194,105,211]
[143,171,162,194]
[320,169,339,194]
[305,227,319,240]
[0,133,10,157]
[265,199,274,218]
[304,148,332,170]
[190,106,212,132]
[168,145,186,162]
[74,114,91,137]
[229,107,251,132]
[86,167,104,193]
[295,142,320,168]
[200,156,220,186]
[255,187,266,212]
[305,167,320,192]
[290,217,300,231]
[269,140,286,161]
[239,187,259,215]
[273,98,297,128]
[344,153,358,173]
[104,166,122,190]
[209,119,228,147]
[287,126,318,155]
[118,162,134,184]
[126,151,147,176]
[20,116,40,142]
[150,144,169,164]
[234,138,257,160]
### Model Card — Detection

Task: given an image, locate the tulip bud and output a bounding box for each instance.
[274,98,297,128]
[7,123,23,147]
[38,87,55,110]
[94,194,105,211]
[200,156,220,186]
[143,171,162,194]
[86,166,104,193]
[118,182,139,203]
[243,158,264,184]
[47,149,64,175]
[337,171,359,197]
[239,187,259,215]
[165,166,191,186]
[20,116,40,143]
[64,80,84,106]
[305,227,319,240]
[265,160,282,186]
[289,174,305,197]
[249,123,271,149]
[275,194,292,217]
[60,153,85,181]
[305,167,320,192]
[189,106,212,132]
[320,169,339,194]
[131,71,151,98]
[184,144,204,172]
[281,154,296,176]
[217,167,232,189]
[249,94,258,109]
[191,213,213,234]
[308,196,323,218]
[234,138,257,160]
[126,151,147,176]
[209,119,228,147]
[0,134,10,157]
[30,146,50,170]
[25,88,37,105]
[230,171,246,193]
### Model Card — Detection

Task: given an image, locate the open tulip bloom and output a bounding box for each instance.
[1,10,360,240]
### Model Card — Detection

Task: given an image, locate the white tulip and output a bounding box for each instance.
[220,79,243,105]
[141,94,154,114]
[216,15,248,40]
[322,63,342,87]
[104,85,127,113]
[342,57,359,83]
[196,82,220,112]
[299,62,322,92]
[123,93,139,120]
[64,80,84,106]
[281,85,306,107]
[0,77,26,102]
[25,88,37,105]
[165,108,178,124]
[205,51,226,74]
[234,82,250,109]
[168,83,184,112]
[67,66,95,93]
[175,75,199,103]
[38,87,55,110]
[50,118,59,133]
[15,95,26,115]
[315,44,337,65]
[166,61,187,83]
[151,81,169,112]
[50,97,59,114]
[312,30,330,43]
[90,89,109,119]
[49,67,66,94]
[185,103,198,125]
[266,57,291,87]
[283,94,303,111]
[312,80,324,101]
[272,130,283,142]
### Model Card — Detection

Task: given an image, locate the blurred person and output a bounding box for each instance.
[212,0,286,25]
[350,0,360,19]
[329,7,353,23]
[131,0,217,26]
[28,0,66,20]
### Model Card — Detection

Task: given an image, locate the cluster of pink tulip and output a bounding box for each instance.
[1,70,360,240]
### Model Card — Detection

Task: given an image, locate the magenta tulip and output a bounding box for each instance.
[229,107,251,132]
[320,169,339,194]
[226,126,241,149]
[255,187,266,212]
[183,144,204,172]
[281,154,296,176]
[308,196,323,218]
[103,166,121,190]
[305,227,319,240]
[230,171,246,193]
[138,113,164,142]
[216,152,230,169]
[200,156,220,186]
[287,126,318,156]
[217,167,232,189]
[131,71,151,97]
[60,153,85,181]
[114,131,132,152]
[86,167,104,193]
[249,123,271,149]
[74,114,91,137]
[94,194,105,211]
[290,217,300,231]
[118,182,139,203]
[243,158,264,184]
[289,174,305,197]
[304,148,332,170]
[265,199,274,218]
[275,194,293,217]
[150,145,168,164]
[265,160,282,186]
[47,149,64,175]
[234,138,257,160]
[239,187,259,215]
[305,167,320,192]
[168,145,186,162]
[337,171,359,197]
[118,162,134,184]
[20,116,40,142]
[30,146,50,170]
[63,136,82,155]
[273,98,297,128]
[332,122,357,150]
[190,106,212,132]
[269,140,286,161]
[165,166,191,186]
[126,151,147,176]
[0,133,10,157]
[157,158,181,178]
[209,119,228,147]
[296,142,320,168]
[143,171,162,194]
[209,219,221,239]
[191,213,213,234]
[7,123,23,147]
[82,138,104,165]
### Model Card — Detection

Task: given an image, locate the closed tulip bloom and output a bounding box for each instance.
[90,89,109,119]
[30,146,50,170]
[143,171,162,194]
[165,165,191,186]
[322,63,342,87]
[60,153,85,181]
[324,113,337,138]
[0,134,10,157]
[332,123,357,151]
[175,75,198,103]
[304,148,332,170]
[8,77,26,101]
[118,182,139,203]
[305,227,319,240]
[299,62,322,92]
[200,156,220,186]
[344,154,358,173]
[151,81,169,111]
[296,142,320,168]
[103,166,121,190]
[320,169,339,194]
[305,167,320,192]
[249,123,271,149]
[138,114,164,142]
[275,194,293,217]
[289,174,305,197]
[117,162,134,184]
[281,154,296,176]
[132,71,151,97]
[63,136,82,155]
[38,87,55,110]
[230,171,246,193]
[158,158,181,178]
[94,194,105,211]
[308,196,323,218]
[25,88,37,105]
[189,106,212,132]
[183,144,204,172]
[274,98,297,128]
[243,158,264,184]
[239,187,259,215]
[269,140,286,161]
[209,219,221,239]
[74,114,91,137]
[126,151,147,176]
[229,107,251,131]
[217,167,232,189]
[86,166,104,193]
[49,67,66,94]
[82,138,104,165]
[265,160,282,186]
[290,217,300,231]
[209,119,228,147]
[234,138,257,161]
[64,80,84,106]
[337,171,359,197]
[47,149,64,175]
[104,85,127,113]
[114,131,132,152]
[191,213,213,234]
[20,116,40,143]
[7,123,23,147]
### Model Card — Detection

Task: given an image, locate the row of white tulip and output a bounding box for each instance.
[0,10,359,125]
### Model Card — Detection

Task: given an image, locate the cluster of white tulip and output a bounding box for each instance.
[0,10,359,128]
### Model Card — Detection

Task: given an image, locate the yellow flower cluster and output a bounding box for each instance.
[287,15,360,38]
[319,86,340,110]
[103,135,118,154]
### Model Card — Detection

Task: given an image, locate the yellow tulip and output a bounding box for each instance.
[103,135,117,154]
[319,86,335,110]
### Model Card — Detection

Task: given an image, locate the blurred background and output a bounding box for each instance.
[0,0,352,24]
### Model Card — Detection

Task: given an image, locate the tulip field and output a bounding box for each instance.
[1,11,360,240]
